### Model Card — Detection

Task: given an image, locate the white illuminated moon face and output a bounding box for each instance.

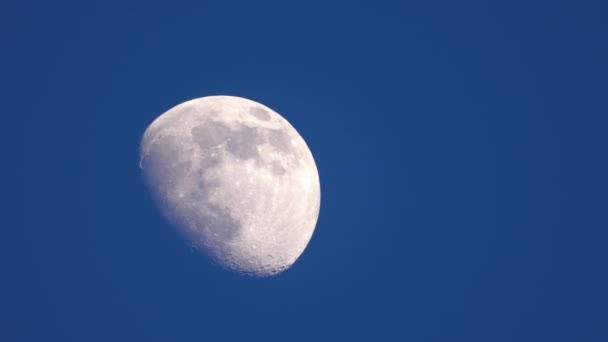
[140,96,321,276]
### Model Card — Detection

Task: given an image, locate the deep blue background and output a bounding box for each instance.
[5,0,608,340]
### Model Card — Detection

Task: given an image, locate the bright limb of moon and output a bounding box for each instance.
[139,96,321,276]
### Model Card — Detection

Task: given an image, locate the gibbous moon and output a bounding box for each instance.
[140,96,321,276]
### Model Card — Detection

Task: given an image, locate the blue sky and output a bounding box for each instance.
[6,1,608,341]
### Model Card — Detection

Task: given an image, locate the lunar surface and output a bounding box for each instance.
[140,96,320,276]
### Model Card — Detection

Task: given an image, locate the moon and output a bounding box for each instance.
[139,96,321,276]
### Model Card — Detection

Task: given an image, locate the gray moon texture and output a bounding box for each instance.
[139,96,321,276]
